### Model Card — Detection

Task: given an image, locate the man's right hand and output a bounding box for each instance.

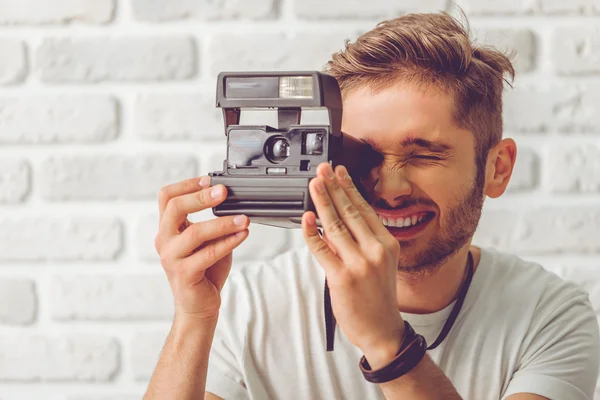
[155,176,250,323]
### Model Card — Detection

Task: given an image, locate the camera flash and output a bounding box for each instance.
[279,76,313,99]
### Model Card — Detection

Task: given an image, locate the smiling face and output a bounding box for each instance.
[342,83,486,274]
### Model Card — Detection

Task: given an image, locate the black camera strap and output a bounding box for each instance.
[324,277,336,351]
[323,250,474,352]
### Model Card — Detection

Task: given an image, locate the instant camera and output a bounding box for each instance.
[209,71,376,229]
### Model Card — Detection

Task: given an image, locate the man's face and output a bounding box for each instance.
[341,83,485,274]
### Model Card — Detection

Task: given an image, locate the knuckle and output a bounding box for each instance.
[318,191,332,206]
[197,190,210,206]
[187,223,205,245]
[387,237,400,255]
[154,234,163,253]
[372,243,387,263]
[159,250,174,271]
[355,198,372,213]
[329,177,340,190]
[203,241,219,262]
[166,197,182,216]
[158,186,171,203]
[313,238,331,255]
[341,203,361,220]
[327,218,347,235]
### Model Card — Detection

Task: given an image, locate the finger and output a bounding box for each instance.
[317,163,379,246]
[301,211,343,274]
[182,229,249,279]
[170,215,249,258]
[158,176,211,222]
[334,164,389,238]
[309,173,361,264]
[160,184,227,237]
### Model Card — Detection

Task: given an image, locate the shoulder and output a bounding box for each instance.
[477,247,591,309]
[478,248,599,394]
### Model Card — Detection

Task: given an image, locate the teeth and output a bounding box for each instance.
[379,214,428,228]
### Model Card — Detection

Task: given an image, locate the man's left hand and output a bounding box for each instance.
[302,162,405,365]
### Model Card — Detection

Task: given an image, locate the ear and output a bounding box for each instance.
[484,138,517,199]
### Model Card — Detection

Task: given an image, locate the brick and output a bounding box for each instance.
[209,31,359,78]
[40,155,197,201]
[474,207,600,254]
[0,335,119,381]
[131,330,169,381]
[544,144,600,193]
[0,159,30,204]
[0,39,26,84]
[552,28,600,76]
[455,0,537,15]
[506,147,538,192]
[135,93,223,141]
[137,214,160,263]
[474,29,536,73]
[554,265,600,316]
[132,0,277,21]
[0,96,118,144]
[503,84,600,133]
[293,0,447,19]
[50,275,173,320]
[540,0,600,14]
[69,396,142,400]
[0,279,36,325]
[0,0,114,25]
[0,218,122,262]
[36,37,196,83]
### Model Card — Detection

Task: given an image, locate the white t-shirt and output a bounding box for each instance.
[206,245,600,400]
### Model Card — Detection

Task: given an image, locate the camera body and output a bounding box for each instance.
[209,71,373,229]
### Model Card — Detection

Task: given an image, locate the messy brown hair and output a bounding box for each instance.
[325,12,515,182]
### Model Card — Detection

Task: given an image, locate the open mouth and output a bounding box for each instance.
[377,212,436,239]
[378,212,435,229]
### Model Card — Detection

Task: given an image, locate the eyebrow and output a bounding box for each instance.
[361,136,453,153]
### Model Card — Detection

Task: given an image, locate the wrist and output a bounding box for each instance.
[360,321,406,370]
[173,313,219,336]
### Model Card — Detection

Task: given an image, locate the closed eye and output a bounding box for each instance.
[413,155,442,161]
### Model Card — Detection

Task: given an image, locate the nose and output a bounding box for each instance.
[370,167,413,209]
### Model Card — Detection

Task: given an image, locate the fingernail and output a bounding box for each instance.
[234,215,246,226]
[199,176,210,188]
[211,186,223,199]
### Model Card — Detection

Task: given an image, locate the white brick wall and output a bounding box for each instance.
[0,0,598,398]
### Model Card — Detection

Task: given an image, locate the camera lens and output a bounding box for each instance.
[266,136,291,163]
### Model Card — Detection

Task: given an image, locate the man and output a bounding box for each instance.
[145,12,600,400]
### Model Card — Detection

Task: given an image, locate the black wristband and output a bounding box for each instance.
[359,321,427,384]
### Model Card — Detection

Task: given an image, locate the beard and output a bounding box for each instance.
[394,169,485,277]
[358,165,485,279]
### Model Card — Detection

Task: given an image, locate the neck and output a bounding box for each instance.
[395,244,480,314]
